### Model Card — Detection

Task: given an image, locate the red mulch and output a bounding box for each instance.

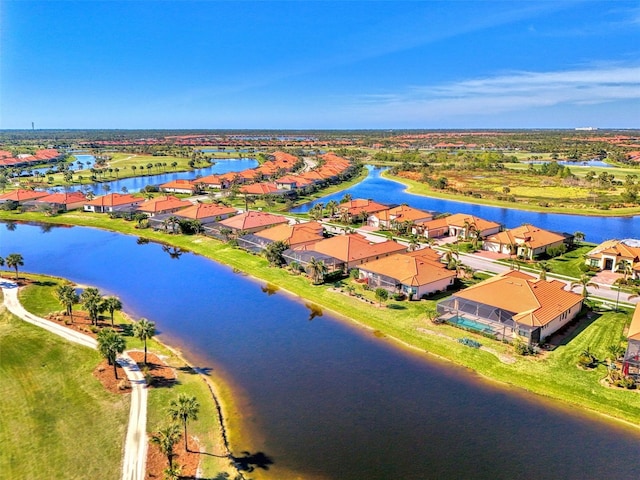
[146,435,200,479]
[128,351,177,389]
[46,310,123,339]
[93,360,131,394]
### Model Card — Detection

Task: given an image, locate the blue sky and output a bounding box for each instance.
[1,1,639,129]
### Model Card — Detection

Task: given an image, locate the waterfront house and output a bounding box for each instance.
[436,270,584,345]
[482,224,568,259]
[0,189,49,205]
[297,233,406,270]
[196,174,230,190]
[171,202,236,223]
[159,179,198,194]
[414,213,501,239]
[238,221,325,253]
[136,195,192,216]
[337,199,388,222]
[215,210,289,235]
[368,205,433,230]
[23,191,87,213]
[623,304,640,376]
[83,193,144,213]
[585,239,640,279]
[358,249,456,299]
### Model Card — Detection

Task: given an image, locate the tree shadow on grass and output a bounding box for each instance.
[33,280,58,287]
[387,304,406,310]
[545,310,601,349]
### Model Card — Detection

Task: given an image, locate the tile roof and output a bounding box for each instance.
[629,304,640,341]
[218,210,288,231]
[453,271,583,327]
[587,239,640,262]
[375,205,433,223]
[159,179,196,190]
[299,233,406,263]
[137,195,192,213]
[485,224,566,249]
[359,250,455,287]
[239,182,281,195]
[174,203,237,220]
[339,199,388,216]
[85,193,143,207]
[0,189,49,202]
[255,221,324,246]
[36,191,87,204]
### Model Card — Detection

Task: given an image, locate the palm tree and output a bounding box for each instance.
[264,240,288,267]
[81,287,103,325]
[168,393,200,451]
[56,284,79,322]
[102,296,123,327]
[5,253,24,280]
[0,256,4,270]
[537,261,551,281]
[306,257,328,285]
[96,328,126,379]
[374,287,389,306]
[340,193,352,203]
[133,317,156,365]
[326,199,339,217]
[150,424,182,470]
[574,231,586,243]
[570,274,599,298]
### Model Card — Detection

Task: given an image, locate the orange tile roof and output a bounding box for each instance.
[339,199,388,216]
[299,233,406,263]
[255,221,324,246]
[159,179,196,190]
[485,224,565,249]
[174,203,236,220]
[196,174,225,185]
[454,271,583,327]
[239,182,281,195]
[444,213,500,231]
[138,195,192,213]
[86,193,143,207]
[36,191,86,204]
[629,304,640,341]
[376,205,433,223]
[218,210,288,231]
[587,240,640,262]
[359,251,455,286]
[0,189,49,202]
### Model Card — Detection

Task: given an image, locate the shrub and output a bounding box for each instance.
[393,293,406,301]
[514,340,533,356]
[458,337,481,349]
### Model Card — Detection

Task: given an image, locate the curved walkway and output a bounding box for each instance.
[0,278,147,480]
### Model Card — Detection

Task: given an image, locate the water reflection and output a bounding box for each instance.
[261,283,279,296]
[305,303,323,321]
[161,245,185,259]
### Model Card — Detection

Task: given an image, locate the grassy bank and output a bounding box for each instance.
[382,170,640,217]
[13,274,238,478]
[0,307,129,479]
[3,212,640,430]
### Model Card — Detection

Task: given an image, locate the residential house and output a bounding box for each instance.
[585,239,640,279]
[483,224,568,259]
[83,193,144,213]
[215,210,289,235]
[238,221,324,253]
[358,249,456,299]
[23,191,87,212]
[196,174,230,190]
[297,233,406,270]
[136,195,192,216]
[368,205,433,230]
[436,270,584,345]
[414,213,501,239]
[0,189,49,205]
[337,199,388,222]
[171,202,237,224]
[159,179,198,194]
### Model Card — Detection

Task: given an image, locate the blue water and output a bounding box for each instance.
[2,222,640,480]
[450,315,494,334]
[523,159,615,168]
[291,166,640,244]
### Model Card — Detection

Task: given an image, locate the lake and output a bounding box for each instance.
[3,222,640,480]
[291,166,640,244]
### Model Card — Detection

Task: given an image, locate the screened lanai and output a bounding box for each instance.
[436,295,518,340]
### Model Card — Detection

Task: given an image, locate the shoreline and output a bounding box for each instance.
[380,170,640,218]
[2,214,640,433]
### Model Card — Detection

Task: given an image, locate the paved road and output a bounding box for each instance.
[0,278,148,480]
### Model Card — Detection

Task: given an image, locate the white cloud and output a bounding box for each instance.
[348,65,640,122]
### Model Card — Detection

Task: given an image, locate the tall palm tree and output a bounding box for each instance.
[96,328,126,379]
[326,199,339,217]
[102,296,123,327]
[306,257,328,285]
[56,284,79,322]
[81,287,103,325]
[150,424,182,470]
[5,253,24,280]
[168,393,200,451]
[614,261,634,311]
[133,318,156,365]
[570,274,599,298]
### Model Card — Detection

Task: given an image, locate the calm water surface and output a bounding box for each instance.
[2,222,640,479]
[292,166,640,244]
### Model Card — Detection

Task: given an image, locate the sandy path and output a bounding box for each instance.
[0,278,147,480]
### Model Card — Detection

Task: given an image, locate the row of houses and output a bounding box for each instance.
[0,149,63,168]
[158,151,355,197]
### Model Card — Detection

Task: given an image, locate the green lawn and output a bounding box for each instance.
[0,309,129,480]
[545,245,595,278]
[15,276,237,478]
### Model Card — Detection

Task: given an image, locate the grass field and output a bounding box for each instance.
[0,308,130,480]
[14,275,237,478]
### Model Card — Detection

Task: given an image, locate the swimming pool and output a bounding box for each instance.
[448,315,495,335]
